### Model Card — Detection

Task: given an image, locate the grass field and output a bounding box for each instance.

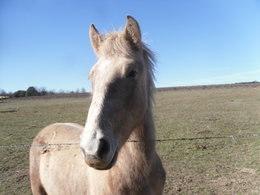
[0,85,260,194]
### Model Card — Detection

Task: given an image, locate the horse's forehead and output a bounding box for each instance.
[95,57,135,72]
[90,56,135,82]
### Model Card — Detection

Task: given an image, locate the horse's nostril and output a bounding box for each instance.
[98,139,110,160]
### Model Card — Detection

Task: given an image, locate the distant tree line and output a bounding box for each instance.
[11,87,47,98]
[0,87,88,98]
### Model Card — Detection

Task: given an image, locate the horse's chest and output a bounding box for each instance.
[87,171,147,195]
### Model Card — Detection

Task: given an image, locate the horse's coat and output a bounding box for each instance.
[30,16,165,195]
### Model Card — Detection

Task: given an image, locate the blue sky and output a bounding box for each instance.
[1,0,260,92]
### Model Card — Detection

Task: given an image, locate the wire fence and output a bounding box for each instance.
[0,133,260,149]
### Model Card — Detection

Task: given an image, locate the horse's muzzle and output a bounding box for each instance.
[82,146,118,170]
[80,135,119,170]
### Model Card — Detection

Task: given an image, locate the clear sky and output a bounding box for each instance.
[1,0,260,92]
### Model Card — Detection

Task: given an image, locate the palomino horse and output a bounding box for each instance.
[30,16,165,195]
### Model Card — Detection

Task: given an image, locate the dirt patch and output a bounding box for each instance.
[197,130,213,134]
[0,109,17,113]
[211,168,259,194]
[240,168,257,175]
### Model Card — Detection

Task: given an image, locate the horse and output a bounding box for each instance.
[30,15,166,195]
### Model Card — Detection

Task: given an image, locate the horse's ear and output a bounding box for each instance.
[124,16,141,47]
[89,24,101,56]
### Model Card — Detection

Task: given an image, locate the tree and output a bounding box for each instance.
[38,87,47,96]
[81,88,86,93]
[26,86,39,97]
[0,89,6,95]
[13,90,26,98]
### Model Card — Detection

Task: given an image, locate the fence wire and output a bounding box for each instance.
[0,133,260,149]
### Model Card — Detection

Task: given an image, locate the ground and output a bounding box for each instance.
[0,84,259,194]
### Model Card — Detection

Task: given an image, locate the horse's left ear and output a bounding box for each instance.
[124,16,141,46]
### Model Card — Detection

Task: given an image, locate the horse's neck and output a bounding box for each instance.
[103,110,157,193]
[128,108,156,150]
[113,108,156,173]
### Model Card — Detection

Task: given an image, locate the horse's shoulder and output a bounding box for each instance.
[33,123,83,146]
[51,123,83,130]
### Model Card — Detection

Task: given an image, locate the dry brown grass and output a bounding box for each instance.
[0,85,259,194]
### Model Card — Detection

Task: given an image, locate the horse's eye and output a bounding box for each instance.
[126,70,138,79]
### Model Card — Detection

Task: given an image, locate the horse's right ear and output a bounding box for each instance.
[89,24,101,56]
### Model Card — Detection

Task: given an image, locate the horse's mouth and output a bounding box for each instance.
[84,149,118,170]
[95,150,118,170]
